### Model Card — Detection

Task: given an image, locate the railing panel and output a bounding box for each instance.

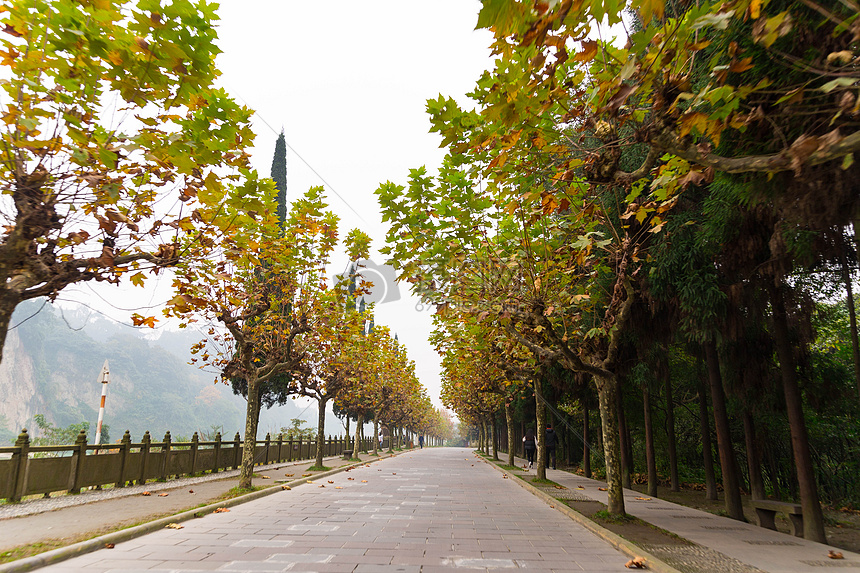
[168,449,192,475]
[0,459,13,499]
[26,457,70,495]
[81,453,121,488]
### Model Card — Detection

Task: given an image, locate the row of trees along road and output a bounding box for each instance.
[377,0,860,543]
[0,1,450,491]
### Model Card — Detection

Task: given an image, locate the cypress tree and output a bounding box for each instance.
[271,130,287,226]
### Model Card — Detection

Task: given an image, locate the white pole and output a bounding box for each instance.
[94,359,110,446]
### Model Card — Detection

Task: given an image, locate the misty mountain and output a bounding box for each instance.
[0,300,323,445]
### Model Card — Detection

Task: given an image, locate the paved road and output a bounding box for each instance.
[39,448,629,572]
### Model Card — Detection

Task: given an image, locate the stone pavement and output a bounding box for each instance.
[1,452,384,555]
[504,455,860,573]
[34,447,632,572]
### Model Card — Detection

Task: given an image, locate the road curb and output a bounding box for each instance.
[482,457,684,573]
[0,452,399,573]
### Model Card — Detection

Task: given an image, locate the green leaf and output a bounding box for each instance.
[820,77,856,93]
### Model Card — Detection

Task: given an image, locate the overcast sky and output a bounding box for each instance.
[211,1,496,408]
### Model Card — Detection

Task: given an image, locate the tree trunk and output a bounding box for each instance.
[663,360,680,492]
[583,397,592,478]
[505,398,515,467]
[768,283,827,543]
[491,416,499,460]
[535,379,547,480]
[840,244,860,402]
[353,413,363,458]
[743,409,766,500]
[617,387,632,489]
[705,340,745,520]
[643,382,658,498]
[238,377,262,490]
[595,374,626,515]
[696,360,718,501]
[373,419,379,456]
[314,397,327,468]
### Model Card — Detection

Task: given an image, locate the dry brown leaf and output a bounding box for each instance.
[261,475,271,479]
[577,486,585,490]
[335,486,343,489]
[829,550,844,559]
[635,497,652,501]
[157,493,169,497]
[214,507,230,513]
[318,485,326,488]
[598,487,607,491]
[282,485,291,490]
[165,523,184,529]
[105,543,115,549]
[141,491,151,496]
[327,480,334,484]
[361,480,368,483]
[188,490,194,494]
[302,473,311,477]
[284,474,294,477]
[348,477,355,481]
[554,485,566,490]
[306,480,314,484]
[625,556,647,568]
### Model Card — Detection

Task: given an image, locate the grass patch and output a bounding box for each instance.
[530,477,562,486]
[214,485,264,502]
[307,465,330,472]
[496,464,522,472]
[593,509,638,524]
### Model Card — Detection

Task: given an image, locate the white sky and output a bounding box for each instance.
[211,0,496,408]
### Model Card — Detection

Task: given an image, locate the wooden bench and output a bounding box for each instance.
[751,499,803,537]
[342,450,353,460]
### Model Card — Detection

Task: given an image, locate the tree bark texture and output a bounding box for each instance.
[505,399,515,467]
[704,340,745,520]
[662,359,680,492]
[743,409,766,500]
[643,383,659,498]
[583,398,592,478]
[238,378,261,489]
[314,397,327,468]
[595,374,626,515]
[617,387,633,489]
[535,379,547,480]
[697,363,719,501]
[768,283,827,543]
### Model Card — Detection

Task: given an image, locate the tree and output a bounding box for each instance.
[271,131,288,225]
[0,0,258,362]
[170,186,340,489]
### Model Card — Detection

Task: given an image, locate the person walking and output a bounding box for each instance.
[545,424,558,470]
[522,428,536,469]
[418,435,424,449]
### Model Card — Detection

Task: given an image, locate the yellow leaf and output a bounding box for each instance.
[750,0,761,19]
[129,272,146,287]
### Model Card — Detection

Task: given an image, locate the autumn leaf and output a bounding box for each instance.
[574,40,598,63]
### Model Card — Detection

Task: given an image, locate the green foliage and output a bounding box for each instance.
[280,418,315,441]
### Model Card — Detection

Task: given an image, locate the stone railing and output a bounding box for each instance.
[0,429,374,502]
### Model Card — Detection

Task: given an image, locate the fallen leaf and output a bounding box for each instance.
[165,523,184,529]
[348,477,355,481]
[141,491,151,496]
[285,474,294,477]
[327,480,334,484]
[261,475,271,479]
[318,485,326,488]
[635,497,652,501]
[361,480,368,483]
[158,493,169,497]
[554,485,566,489]
[392,473,396,475]
[188,490,194,494]
[829,551,844,559]
[625,556,647,568]
[598,487,607,491]
[105,543,115,549]
[302,473,311,477]
[306,480,314,484]
[577,486,585,490]
[282,485,291,490]
[214,507,230,513]
[335,486,343,489]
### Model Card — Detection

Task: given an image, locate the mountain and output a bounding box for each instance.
[0,300,319,445]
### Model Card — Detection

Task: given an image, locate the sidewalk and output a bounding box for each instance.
[496,453,860,573]
[0,450,394,561]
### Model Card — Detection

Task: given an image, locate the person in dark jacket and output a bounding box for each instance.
[545,424,558,470]
[522,428,536,469]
